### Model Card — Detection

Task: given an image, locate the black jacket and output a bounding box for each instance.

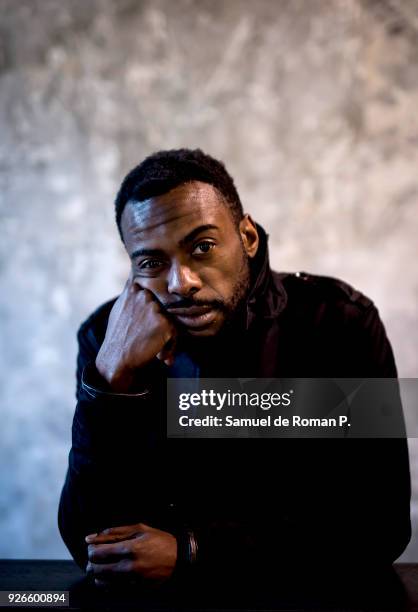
[58,225,411,590]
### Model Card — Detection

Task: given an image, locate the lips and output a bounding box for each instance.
[168,306,217,329]
[168,305,213,316]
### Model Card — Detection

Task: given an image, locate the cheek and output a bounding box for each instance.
[132,274,166,295]
[201,250,244,297]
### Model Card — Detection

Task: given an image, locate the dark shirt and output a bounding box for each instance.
[58,225,411,592]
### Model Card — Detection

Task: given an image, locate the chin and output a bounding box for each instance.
[186,327,219,337]
[183,316,226,338]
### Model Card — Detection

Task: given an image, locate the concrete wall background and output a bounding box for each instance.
[0,0,417,561]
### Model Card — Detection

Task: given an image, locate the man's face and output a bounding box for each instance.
[120,181,259,337]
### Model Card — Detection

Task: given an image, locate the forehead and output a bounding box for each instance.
[120,181,233,247]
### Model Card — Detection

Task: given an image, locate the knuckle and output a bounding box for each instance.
[131,539,142,553]
[119,543,131,556]
[121,558,134,572]
[168,322,177,335]
[141,288,152,300]
[131,559,142,574]
[157,313,170,329]
[102,528,113,535]
[150,298,160,311]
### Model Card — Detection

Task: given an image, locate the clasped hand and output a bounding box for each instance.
[85,522,177,587]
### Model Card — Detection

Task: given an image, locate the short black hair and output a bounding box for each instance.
[114,148,244,242]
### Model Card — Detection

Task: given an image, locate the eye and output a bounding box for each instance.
[192,241,215,255]
[139,259,164,269]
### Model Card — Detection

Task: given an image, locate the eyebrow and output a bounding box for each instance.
[179,224,219,246]
[130,247,165,260]
[130,224,219,260]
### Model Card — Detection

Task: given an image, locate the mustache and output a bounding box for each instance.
[163,298,226,312]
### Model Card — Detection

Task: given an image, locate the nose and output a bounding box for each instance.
[167,262,202,297]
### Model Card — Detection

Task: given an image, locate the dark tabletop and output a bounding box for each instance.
[0,560,417,611]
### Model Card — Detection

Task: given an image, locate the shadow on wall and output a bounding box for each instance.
[0,0,417,560]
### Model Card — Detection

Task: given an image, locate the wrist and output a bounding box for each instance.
[95,352,135,393]
[81,361,150,401]
[107,368,136,393]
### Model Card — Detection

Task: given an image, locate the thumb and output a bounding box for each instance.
[135,522,154,532]
[126,269,144,292]
[157,336,177,367]
[124,268,135,291]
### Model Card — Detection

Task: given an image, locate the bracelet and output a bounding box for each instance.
[187,530,198,564]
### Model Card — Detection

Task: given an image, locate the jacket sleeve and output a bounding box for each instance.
[182,303,411,582]
[333,303,411,565]
[57,323,194,573]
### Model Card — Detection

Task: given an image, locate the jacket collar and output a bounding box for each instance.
[245,223,287,329]
[169,223,287,374]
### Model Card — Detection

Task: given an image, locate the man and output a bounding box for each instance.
[58,148,411,597]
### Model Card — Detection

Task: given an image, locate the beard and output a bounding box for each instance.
[172,246,252,358]
[215,249,251,333]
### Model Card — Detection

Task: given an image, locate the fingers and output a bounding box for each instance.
[156,335,177,367]
[123,268,135,292]
[86,558,134,577]
[85,526,138,544]
[88,541,133,563]
[94,578,110,588]
[85,523,150,543]
[99,524,140,536]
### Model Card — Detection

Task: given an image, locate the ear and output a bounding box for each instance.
[239,214,259,259]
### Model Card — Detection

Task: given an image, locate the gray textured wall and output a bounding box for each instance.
[1,0,417,561]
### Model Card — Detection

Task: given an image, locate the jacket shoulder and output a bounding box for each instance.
[273,271,374,312]
[77,297,118,352]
